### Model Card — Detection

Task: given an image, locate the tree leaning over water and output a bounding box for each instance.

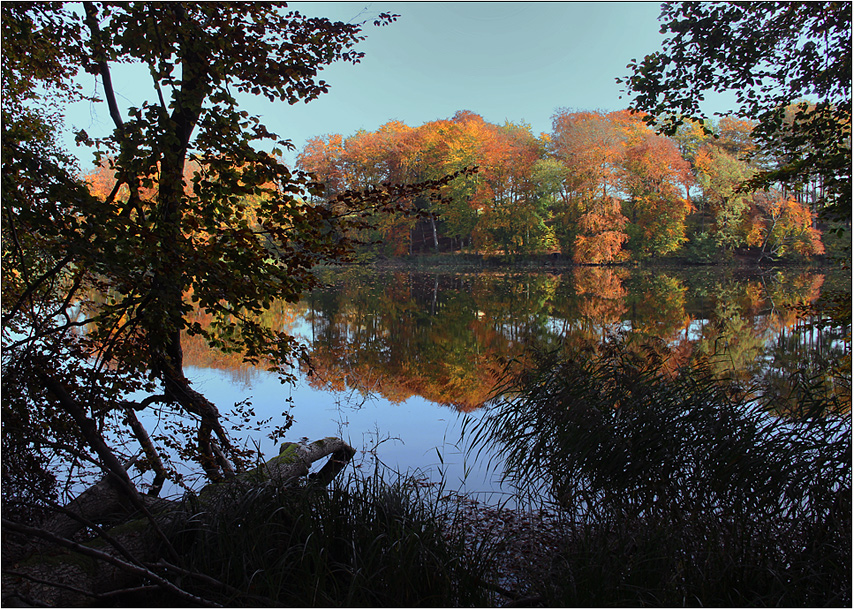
[1,3,473,601]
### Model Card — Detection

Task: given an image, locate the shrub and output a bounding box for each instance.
[475,334,851,605]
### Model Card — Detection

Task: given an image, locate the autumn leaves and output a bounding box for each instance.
[296,109,826,263]
[80,107,827,265]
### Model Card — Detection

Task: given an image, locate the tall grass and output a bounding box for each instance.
[473,333,851,606]
[105,330,849,607]
[143,468,500,607]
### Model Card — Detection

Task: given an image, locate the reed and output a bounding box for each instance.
[147,467,500,606]
[473,333,851,606]
[110,331,849,606]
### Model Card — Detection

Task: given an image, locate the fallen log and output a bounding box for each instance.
[1,438,356,607]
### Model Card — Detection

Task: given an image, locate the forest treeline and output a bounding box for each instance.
[81,106,842,264]
[293,108,836,262]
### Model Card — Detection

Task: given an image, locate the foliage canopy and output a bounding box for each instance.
[619,2,852,222]
[1,1,463,510]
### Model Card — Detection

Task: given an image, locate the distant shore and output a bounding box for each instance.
[322,250,848,272]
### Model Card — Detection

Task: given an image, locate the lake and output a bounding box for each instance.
[157,264,850,499]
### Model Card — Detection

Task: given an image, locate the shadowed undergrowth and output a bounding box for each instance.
[105,334,849,607]
[472,334,851,606]
[123,471,500,607]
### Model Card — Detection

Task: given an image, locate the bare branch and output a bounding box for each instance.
[2,569,88,605]
[36,368,180,561]
[1,255,73,327]
[82,3,124,131]
[123,407,168,496]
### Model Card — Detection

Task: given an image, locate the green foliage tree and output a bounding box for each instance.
[694,142,755,250]
[620,2,852,222]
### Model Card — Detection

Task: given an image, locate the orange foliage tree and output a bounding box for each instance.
[548,109,629,258]
[747,191,825,261]
[616,111,694,257]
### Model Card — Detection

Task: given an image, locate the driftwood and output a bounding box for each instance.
[1,438,356,607]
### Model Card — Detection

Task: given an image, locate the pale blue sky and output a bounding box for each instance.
[62,2,737,168]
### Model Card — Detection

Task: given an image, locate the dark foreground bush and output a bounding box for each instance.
[474,335,852,606]
[127,471,499,607]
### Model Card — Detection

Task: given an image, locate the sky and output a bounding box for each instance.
[61,2,737,168]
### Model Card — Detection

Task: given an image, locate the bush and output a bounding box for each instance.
[682,231,724,263]
[146,470,499,606]
[475,334,851,606]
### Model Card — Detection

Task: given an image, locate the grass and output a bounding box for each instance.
[137,468,501,607]
[472,333,851,606]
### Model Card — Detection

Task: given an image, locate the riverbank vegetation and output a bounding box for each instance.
[35,334,848,607]
[291,107,845,264]
[471,334,850,606]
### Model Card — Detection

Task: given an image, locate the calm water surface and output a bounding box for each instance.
[158,265,850,497]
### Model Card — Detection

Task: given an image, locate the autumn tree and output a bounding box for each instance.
[747,191,825,261]
[412,112,488,252]
[615,110,694,257]
[572,196,629,265]
[438,111,489,249]
[338,122,424,256]
[548,109,629,258]
[621,2,851,223]
[693,133,755,250]
[298,133,347,199]
[476,121,549,254]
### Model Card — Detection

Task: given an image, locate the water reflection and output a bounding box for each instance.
[173,266,849,492]
[284,267,849,412]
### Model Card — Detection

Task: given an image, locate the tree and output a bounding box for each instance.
[693,139,754,250]
[572,196,629,265]
[476,121,545,255]
[615,110,693,257]
[298,133,347,199]
[2,3,464,602]
[747,191,826,261]
[548,109,627,257]
[621,2,851,222]
[434,112,488,250]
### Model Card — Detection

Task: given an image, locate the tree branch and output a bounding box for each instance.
[2,569,95,605]
[123,406,168,496]
[1,519,219,607]
[35,367,180,561]
[1,254,73,327]
[82,2,124,131]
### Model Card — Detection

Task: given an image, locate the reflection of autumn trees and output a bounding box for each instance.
[181,298,307,384]
[571,267,629,331]
[301,272,541,411]
[177,268,846,414]
[689,273,839,388]
[625,272,692,358]
[307,269,843,411]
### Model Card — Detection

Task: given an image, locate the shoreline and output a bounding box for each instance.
[315,251,850,274]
